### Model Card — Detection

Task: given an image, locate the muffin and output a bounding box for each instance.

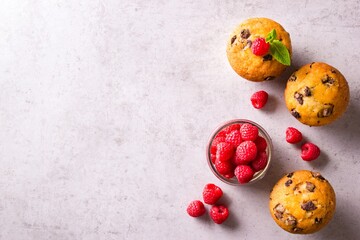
[269,170,336,234]
[226,17,292,82]
[284,62,350,126]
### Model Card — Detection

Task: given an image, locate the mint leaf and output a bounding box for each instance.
[269,40,291,66]
[266,29,277,43]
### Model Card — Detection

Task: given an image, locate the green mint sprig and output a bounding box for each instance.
[265,29,291,66]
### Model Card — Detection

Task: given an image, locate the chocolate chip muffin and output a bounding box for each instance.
[284,62,350,126]
[226,17,292,82]
[269,170,336,234]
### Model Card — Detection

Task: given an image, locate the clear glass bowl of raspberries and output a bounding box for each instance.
[206,119,273,185]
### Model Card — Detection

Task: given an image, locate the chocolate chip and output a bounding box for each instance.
[243,39,252,50]
[287,172,294,178]
[274,211,283,220]
[292,227,303,233]
[301,201,317,211]
[289,74,297,81]
[264,76,275,81]
[291,109,301,118]
[306,182,316,192]
[294,92,304,105]
[285,215,297,226]
[274,204,285,213]
[304,86,311,97]
[315,218,322,224]
[263,54,272,61]
[274,204,285,219]
[240,29,250,39]
[310,62,315,68]
[285,179,293,187]
[231,35,237,45]
[322,75,335,86]
[317,103,334,118]
[312,172,326,181]
[331,69,337,74]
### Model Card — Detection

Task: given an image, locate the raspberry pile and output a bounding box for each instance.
[285,127,321,161]
[210,122,269,184]
[186,183,229,224]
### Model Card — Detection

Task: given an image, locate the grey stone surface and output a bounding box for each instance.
[0,0,359,239]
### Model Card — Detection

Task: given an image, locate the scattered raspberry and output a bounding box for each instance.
[251,151,268,172]
[215,159,235,175]
[210,136,226,154]
[251,37,270,56]
[187,200,206,217]
[234,165,255,184]
[301,142,320,161]
[209,205,229,224]
[251,90,268,109]
[286,127,303,144]
[234,141,257,165]
[240,123,259,141]
[202,183,223,205]
[225,130,242,147]
[216,142,234,162]
[254,136,267,152]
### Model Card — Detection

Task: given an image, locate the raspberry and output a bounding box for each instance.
[215,159,235,175]
[202,183,223,205]
[224,172,235,179]
[187,200,206,217]
[240,123,259,141]
[254,136,267,152]
[209,205,229,224]
[251,37,270,56]
[286,127,303,144]
[251,151,268,172]
[222,124,241,134]
[210,136,226,154]
[225,130,242,147]
[234,140,257,165]
[216,142,234,162]
[251,90,268,109]
[234,165,255,184]
[301,142,320,161]
[210,153,216,164]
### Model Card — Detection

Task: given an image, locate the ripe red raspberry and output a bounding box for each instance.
[286,127,303,144]
[224,172,235,179]
[251,151,268,172]
[240,123,259,141]
[225,130,242,147]
[202,183,223,205]
[234,140,257,165]
[216,142,234,162]
[210,135,226,154]
[251,90,268,109]
[254,136,267,152]
[210,153,216,164]
[251,37,270,56]
[215,159,235,175]
[301,142,320,161]
[222,123,241,134]
[187,200,206,217]
[234,165,255,184]
[209,205,229,224]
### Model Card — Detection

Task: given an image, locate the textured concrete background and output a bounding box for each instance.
[0,0,359,239]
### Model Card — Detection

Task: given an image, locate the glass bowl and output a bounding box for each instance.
[206,119,273,186]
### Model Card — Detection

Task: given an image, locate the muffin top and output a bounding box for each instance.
[269,170,336,234]
[227,17,292,82]
[284,62,350,126]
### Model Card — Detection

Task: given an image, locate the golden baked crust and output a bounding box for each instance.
[284,62,350,126]
[269,170,336,234]
[226,17,292,82]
